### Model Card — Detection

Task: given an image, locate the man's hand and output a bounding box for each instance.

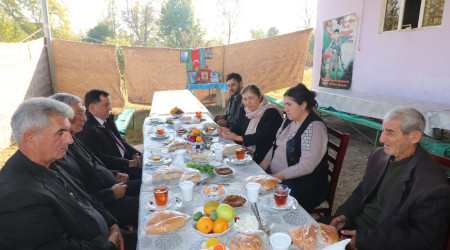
[109,224,124,250]
[132,154,142,167]
[112,183,127,199]
[217,119,227,127]
[116,173,129,184]
[340,230,357,250]
[213,115,225,123]
[128,159,140,168]
[330,215,347,230]
[217,127,230,136]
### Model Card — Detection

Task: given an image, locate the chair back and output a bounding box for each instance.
[309,126,351,217]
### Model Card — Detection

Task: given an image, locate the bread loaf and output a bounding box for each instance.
[230,233,264,250]
[145,210,188,234]
[180,169,202,183]
[153,166,183,181]
[288,223,339,250]
[245,175,280,191]
[168,140,187,152]
[223,144,241,155]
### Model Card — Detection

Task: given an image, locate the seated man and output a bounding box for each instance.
[51,93,140,229]
[0,98,122,249]
[214,72,243,128]
[324,107,450,249]
[76,89,142,179]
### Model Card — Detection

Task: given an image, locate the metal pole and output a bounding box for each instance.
[40,0,57,93]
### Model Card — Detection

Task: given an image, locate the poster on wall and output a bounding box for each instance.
[319,13,357,89]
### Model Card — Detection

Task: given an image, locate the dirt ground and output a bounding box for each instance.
[320,116,379,214]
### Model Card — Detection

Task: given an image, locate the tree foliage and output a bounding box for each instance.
[266,27,279,37]
[83,22,113,44]
[217,0,240,44]
[158,0,204,48]
[121,0,157,46]
[250,27,278,40]
[0,0,77,42]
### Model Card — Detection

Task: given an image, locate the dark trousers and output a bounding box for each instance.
[107,195,139,226]
[122,167,142,180]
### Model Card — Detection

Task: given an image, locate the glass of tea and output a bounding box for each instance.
[156,124,164,135]
[273,184,289,207]
[207,127,215,133]
[151,147,161,161]
[153,186,169,207]
[196,110,202,118]
[235,147,246,160]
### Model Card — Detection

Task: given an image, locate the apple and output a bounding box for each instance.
[216,204,236,222]
[188,135,196,142]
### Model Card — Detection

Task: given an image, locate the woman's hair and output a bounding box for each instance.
[241,84,262,98]
[283,83,317,110]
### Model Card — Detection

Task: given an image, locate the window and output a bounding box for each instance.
[382,0,445,32]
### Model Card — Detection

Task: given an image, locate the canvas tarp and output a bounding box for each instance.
[0,38,52,150]
[52,39,124,107]
[123,29,313,104]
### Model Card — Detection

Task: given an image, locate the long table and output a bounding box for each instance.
[138,90,316,249]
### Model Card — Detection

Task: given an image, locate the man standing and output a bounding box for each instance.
[0,98,122,249]
[51,93,140,231]
[76,89,142,179]
[326,107,450,249]
[214,72,243,128]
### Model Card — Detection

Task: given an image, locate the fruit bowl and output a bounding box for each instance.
[191,206,235,238]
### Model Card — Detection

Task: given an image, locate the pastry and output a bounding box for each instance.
[230,233,264,250]
[146,210,188,234]
[223,195,246,207]
[153,166,183,181]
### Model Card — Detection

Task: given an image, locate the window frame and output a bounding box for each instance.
[379,0,443,33]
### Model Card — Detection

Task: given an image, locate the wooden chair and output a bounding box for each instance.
[309,127,351,217]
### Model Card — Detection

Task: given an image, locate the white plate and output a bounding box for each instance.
[262,195,294,211]
[187,153,213,163]
[150,118,163,124]
[201,185,227,200]
[145,197,182,212]
[192,218,235,238]
[145,156,171,166]
[226,154,252,165]
[213,166,236,177]
[150,133,169,139]
[233,213,265,232]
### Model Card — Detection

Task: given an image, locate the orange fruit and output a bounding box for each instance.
[190,132,195,136]
[193,129,201,135]
[196,136,203,142]
[212,218,228,233]
[204,200,219,215]
[197,217,214,234]
[213,243,227,250]
[204,238,219,248]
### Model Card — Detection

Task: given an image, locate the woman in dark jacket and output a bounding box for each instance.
[259,83,329,211]
[218,84,283,164]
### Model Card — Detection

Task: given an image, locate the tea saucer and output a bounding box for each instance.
[226,154,252,165]
[150,133,169,139]
[262,195,294,211]
[145,197,182,212]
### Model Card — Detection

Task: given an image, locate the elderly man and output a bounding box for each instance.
[51,93,140,231]
[0,98,122,249]
[325,107,450,249]
[75,89,142,179]
[213,72,243,128]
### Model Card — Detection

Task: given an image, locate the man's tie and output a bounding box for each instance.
[104,122,130,158]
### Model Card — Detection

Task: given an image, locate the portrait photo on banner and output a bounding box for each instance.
[180,50,189,63]
[205,48,212,59]
[187,71,198,84]
[319,13,357,89]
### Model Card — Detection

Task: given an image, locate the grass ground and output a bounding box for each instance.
[0,69,311,167]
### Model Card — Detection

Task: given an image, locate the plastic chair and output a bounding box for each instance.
[309,126,351,217]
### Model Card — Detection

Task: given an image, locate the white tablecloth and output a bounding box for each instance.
[138,90,316,249]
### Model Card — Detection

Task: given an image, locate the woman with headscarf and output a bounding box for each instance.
[259,83,329,211]
[218,84,283,164]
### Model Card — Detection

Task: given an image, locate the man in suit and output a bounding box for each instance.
[326,107,450,249]
[0,97,123,249]
[75,89,142,179]
[51,93,140,230]
[213,72,243,128]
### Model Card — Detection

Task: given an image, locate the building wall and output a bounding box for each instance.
[312,0,450,104]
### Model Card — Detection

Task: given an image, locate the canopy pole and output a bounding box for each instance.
[40,0,57,93]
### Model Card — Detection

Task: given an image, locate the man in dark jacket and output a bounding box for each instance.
[0,97,122,249]
[75,89,142,179]
[326,107,450,250]
[214,72,243,128]
[52,93,140,229]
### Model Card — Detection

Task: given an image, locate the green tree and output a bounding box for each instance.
[83,22,113,44]
[250,28,265,40]
[158,0,204,48]
[121,0,157,46]
[266,27,279,37]
[0,0,77,42]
